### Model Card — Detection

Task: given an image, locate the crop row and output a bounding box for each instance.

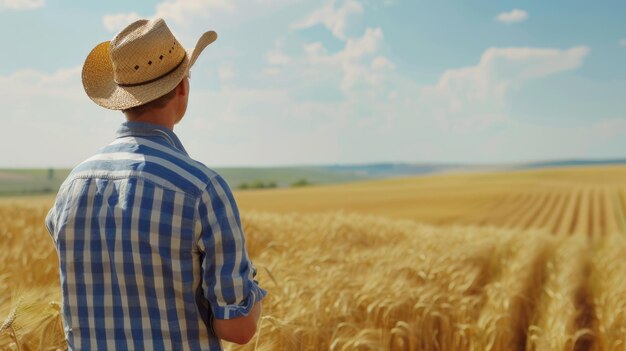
[461,187,626,236]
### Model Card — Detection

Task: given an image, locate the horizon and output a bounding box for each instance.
[2,156,626,171]
[1,0,625,168]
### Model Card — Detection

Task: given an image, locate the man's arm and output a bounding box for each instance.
[213,300,262,344]
[198,174,268,344]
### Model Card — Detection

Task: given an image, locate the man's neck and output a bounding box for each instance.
[125,111,176,131]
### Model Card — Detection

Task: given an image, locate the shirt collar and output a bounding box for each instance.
[116,121,189,156]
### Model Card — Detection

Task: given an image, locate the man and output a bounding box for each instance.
[45,18,266,350]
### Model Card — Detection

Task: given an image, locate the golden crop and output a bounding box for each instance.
[1,166,626,350]
[235,165,626,236]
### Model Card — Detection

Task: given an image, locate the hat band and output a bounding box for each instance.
[116,56,186,88]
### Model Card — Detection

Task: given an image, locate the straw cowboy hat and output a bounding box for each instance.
[82,18,217,110]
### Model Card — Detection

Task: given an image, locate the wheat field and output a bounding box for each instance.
[235,166,626,236]
[1,166,626,350]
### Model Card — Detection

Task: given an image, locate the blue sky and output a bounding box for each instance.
[1,0,625,167]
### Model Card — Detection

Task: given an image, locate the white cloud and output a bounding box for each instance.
[265,24,387,94]
[292,0,363,40]
[102,12,141,33]
[303,42,329,60]
[0,0,44,10]
[295,27,388,93]
[371,56,394,70]
[154,0,235,26]
[495,9,528,24]
[488,46,589,80]
[103,0,236,32]
[620,39,626,46]
[341,27,383,60]
[420,46,590,131]
[339,28,387,91]
[265,41,292,65]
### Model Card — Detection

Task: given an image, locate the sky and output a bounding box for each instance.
[1,0,625,168]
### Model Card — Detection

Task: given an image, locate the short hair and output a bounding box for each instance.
[122,85,178,116]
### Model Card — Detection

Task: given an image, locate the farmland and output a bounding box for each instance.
[235,165,626,236]
[1,165,626,350]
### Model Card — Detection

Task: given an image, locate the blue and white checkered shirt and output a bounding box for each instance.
[45,121,267,350]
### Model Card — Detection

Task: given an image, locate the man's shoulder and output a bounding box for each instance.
[180,157,222,185]
[61,138,224,196]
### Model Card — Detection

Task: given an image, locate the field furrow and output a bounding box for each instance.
[529,192,558,231]
[519,193,552,230]
[575,188,591,236]
[450,196,510,227]
[545,192,568,235]
[480,194,529,227]
[500,193,539,228]
[555,189,580,236]
[595,189,605,237]
[612,190,626,233]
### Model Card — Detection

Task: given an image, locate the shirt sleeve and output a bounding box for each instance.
[45,205,56,240]
[196,174,267,320]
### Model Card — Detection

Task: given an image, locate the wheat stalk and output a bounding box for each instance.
[1,298,23,351]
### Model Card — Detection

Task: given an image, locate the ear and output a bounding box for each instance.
[177,77,189,97]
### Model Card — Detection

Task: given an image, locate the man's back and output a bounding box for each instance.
[46,122,266,350]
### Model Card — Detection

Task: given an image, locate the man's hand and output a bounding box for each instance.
[213,301,262,344]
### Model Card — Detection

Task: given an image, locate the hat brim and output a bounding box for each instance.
[82,31,217,110]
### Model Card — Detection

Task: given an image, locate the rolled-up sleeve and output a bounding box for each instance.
[197,174,267,320]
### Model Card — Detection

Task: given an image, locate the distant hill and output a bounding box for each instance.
[317,159,626,178]
[1,158,625,196]
[518,158,626,170]
[316,163,465,178]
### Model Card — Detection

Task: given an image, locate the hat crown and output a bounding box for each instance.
[109,18,186,86]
